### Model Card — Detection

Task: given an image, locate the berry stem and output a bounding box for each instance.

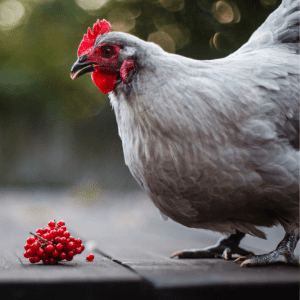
[30,232,47,242]
[37,240,47,247]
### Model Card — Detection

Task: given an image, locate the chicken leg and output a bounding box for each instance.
[171,231,253,260]
[235,230,299,267]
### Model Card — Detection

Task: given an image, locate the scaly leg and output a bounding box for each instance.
[171,231,254,260]
[235,230,299,267]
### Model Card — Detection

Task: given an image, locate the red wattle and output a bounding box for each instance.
[120,59,135,83]
[91,70,117,94]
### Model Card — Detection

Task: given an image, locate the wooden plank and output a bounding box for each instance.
[95,233,300,285]
[0,246,154,300]
[0,189,299,300]
[94,235,299,300]
[0,250,136,282]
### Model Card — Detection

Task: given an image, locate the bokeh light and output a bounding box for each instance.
[160,24,189,49]
[75,0,108,11]
[148,31,175,53]
[128,6,141,19]
[108,8,136,32]
[212,1,240,24]
[159,0,185,11]
[153,10,189,49]
[0,0,25,30]
[210,31,235,52]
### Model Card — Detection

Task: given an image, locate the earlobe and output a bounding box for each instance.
[120,59,135,84]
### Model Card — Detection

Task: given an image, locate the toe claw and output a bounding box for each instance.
[170,251,182,259]
[234,256,246,263]
[240,259,251,267]
[234,255,252,267]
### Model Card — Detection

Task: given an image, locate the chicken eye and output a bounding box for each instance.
[102,46,114,58]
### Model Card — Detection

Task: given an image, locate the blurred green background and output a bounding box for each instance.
[0,0,280,191]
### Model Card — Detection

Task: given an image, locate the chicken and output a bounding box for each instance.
[71,0,299,267]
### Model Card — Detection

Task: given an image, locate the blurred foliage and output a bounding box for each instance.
[0,0,280,187]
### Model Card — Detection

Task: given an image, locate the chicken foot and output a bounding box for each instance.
[170,231,253,260]
[235,230,299,267]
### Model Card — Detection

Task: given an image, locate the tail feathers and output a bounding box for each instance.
[236,0,299,53]
[276,0,300,45]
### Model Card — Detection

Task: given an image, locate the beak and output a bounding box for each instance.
[70,56,96,80]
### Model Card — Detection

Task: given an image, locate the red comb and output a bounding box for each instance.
[77,19,111,56]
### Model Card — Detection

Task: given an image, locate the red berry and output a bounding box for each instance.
[54,237,61,244]
[26,248,33,257]
[44,233,52,241]
[80,244,85,251]
[61,237,67,245]
[75,238,82,246]
[43,226,51,232]
[67,250,75,257]
[86,254,94,261]
[75,247,82,254]
[50,230,58,238]
[31,243,39,253]
[29,257,35,263]
[63,231,70,238]
[24,251,30,258]
[69,236,75,242]
[56,243,63,251]
[57,221,65,226]
[67,242,75,250]
[66,255,73,261]
[57,228,64,236]
[52,250,59,257]
[60,226,67,231]
[43,259,49,264]
[36,228,44,235]
[37,248,44,257]
[27,237,35,245]
[33,256,40,263]
[60,252,67,260]
[49,258,55,265]
[41,252,47,260]
[46,245,54,253]
[24,244,31,251]
[48,221,55,228]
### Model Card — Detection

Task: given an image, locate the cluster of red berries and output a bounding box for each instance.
[23,220,86,265]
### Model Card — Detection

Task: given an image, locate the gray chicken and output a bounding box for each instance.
[71,0,299,266]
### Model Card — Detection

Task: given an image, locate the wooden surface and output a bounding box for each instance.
[0,189,299,300]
